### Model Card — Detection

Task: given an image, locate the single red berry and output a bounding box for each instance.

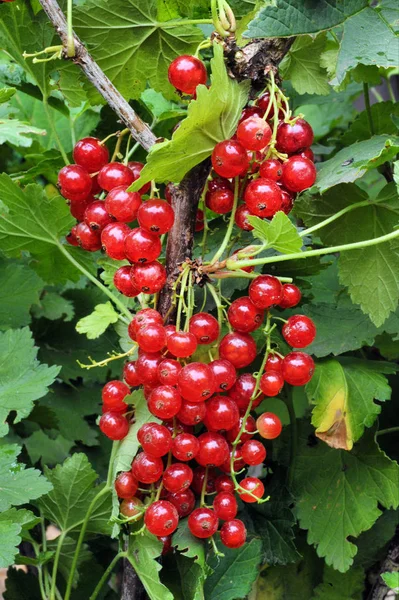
[259,158,283,181]
[163,463,193,494]
[66,225,79,246]
[218,332,257,369]
[213,492,238,521]
[237,116,272,151]
[84,200,114,231]
[227,296,264,333]
[177,400,206,426]
[128,308,163,340]
[58,164,92,198]
[205,396,239,432]
[115,471,138,499]
[120,496,143,518]
[135,351,162,384]
[137,423,172,457]
[104,186,142,223]
[167,488,195,518]
[137,200,175,235]
[172,433,200,461]
[279,188,294,215]
[282,351,315,386]
[167,331,198,358]
[212,140,249,179]
[196,432,229,467]
[195,209,205,232]
[281,155,316,192]
[235,204,254,231]
[249,275,283,309]
[244,178,282,218]
[168,55,207,95]
[158,535,172,555]
[131,452,164,484]
[97,162,134,191]
[189,313,220,345]
[238,477,264,503]
[158,358,182,386]
[130,261,167,294]
[257,412,282,439]
[226,414,256,444]
[220,519,247,548]
[148,385,182,420]
[215,475,235,494]
[191,467,217,495]
[101,222,130,260]
[282,315,316,348]
[188,508,218,539]
[144,500,179,536]
[163,421,193,437]
[63,189,93,206]
[229,373,263,413]
[260,370,284,397]
[123,361,141,387]
[73,137,109,173]
[207,177,233,193]
[256,92,283,119]
[239,106,264,123]
[178,362,216,402]
[124,228,161,264]
[279,283,301,309]
[276,118,314,154]
[127,161,151,195]
[164,324,176,338]
[99,412,129,440]
[242,440,266,466]
[265,353,283,372]
[102,380,130,410]
[206,188,234,214]
[299,147,315,161]
[114,266,140,297]
[75,222,102,251]
[209,359,236,392]
[136,323,166,353]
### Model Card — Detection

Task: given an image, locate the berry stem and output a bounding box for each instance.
[111,128,130,162]
[300,199,371,237]
[49,531,66,600]
[363,83,375,136]
[175,265,190,331]
[210,176,239,265]
[89,551,127,600]
[200,466,209,507]
[77,344,137,370]
[66,0,75,57]
[206,282,225,331]
[376,426,399,437]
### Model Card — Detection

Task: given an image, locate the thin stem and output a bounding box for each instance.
[66,0,75,57]
[161,18,213,27]
[43,98,69,165]
[200,466,209,507]
[50,531,66,600]
[175,266,189,331]
[300,200,370,237]
[206,282,224,330]
[363,83,375,136]
[226,228,399,270]
[283,389,297,488]
[211,0,228,36]
[210,177,239,265]
[376,426,399,437]
[386,77,396,103]
[89,552,126,600]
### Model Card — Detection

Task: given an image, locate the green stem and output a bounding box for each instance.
[386,77,396,103]
[175,266,190,331]
[211,0,228,36]
[283,389,297,488]
[363,83,375,136]
[43,98,69,165]
[37,567,47,600]
[89,552,126,600]
[161,18,214,27]
[210,177,239,265]
[50,531,66,600]
[206,282,224,330]
[66,0,75,57]
[200,466,209,507]
[376,426,399,437]
[226,228,399,270]
[56,242,132,320]
[300,200,370,237]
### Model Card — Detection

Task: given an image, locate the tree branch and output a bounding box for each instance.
[38,0,157,151]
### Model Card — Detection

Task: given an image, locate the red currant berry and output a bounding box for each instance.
[148,385,182,420]
[206,188,234,214]
[207,177,232,193]
[137,423,172,457]
[68,198,92,221]
[215,475,235,494]
[239,106,264,123]
[259,158,283,181]
[220,444,245,473]
[115,471,138,499]
[299,147,314,161]
[158,535,172,555]
[282,315,316,348]
[195,209,205,232]
[188,508,218,539]
[205,396,239,431]
[99,412,129,440]
[256,92,283,119]
[235,204,254,231]
[220,519,247,548]
[229,373,263,413]
[135,351,162,384]
[130,261,167,294]
[226,414,256,444]
[120,497,143,518]
[213,492,237,521]
[244,178,282,218]
[102,380,130,410]
[177,400,206,426]
[249,275,283,309]
[209,359,236,392]
[227,296,264,333]
[75,222,102,251]
[282,351,315,386]
[281,155,317,193]
[163,421,193,437]
[279,283,301,308]
[97,162,134,191]
[191,467,217,495]
[104,187,142,223]
[196,432,229,467]
[265,353,283,372]
[171,433,200,461]
[257,412,282,439]
[280,188,294,215]
[163,463,193,494]
[189,313,220,345]
[211,140,249,179]
[131,452,164,484]
[84,200,114,231]
[144,500,179,536]
[238,477,264,503]
[218,332,257,369]
[123,361,141,387]
[114,266,140,297]
[158,358,182,386]
[241,440,266,466]
[178,362,216,402]
[168,55,207,95]
[66,226,79,247]
[167,488,195,518]
[237,116,272,151]
[127,161,151,195]
[128,308,163,340]
[276,118,314,154]
[167,331,198,358]
[164,324,176,338]
[137,200,175,235]
[260,370,284,397]
[58,164,92,198]
[73,137,109,173]
[136,323,166,353]
[101,222,130,260]
[124,228,161,264]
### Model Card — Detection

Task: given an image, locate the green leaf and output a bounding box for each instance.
[280,34,330,96]
[292,426,399,572]
[355,509,399,569]
[0,87,16,103]
[0,444,52,511]
[306,358,396,450]
[0,118,46,147]
[173,518,206,566]
[0,261,43,329]
[141,88,187,122]
[0,327,60,437]
[24,430,74,466]
[76,302,119,340]
[244,0,368,38]
[313,135,399,192]
[204,537,263,600]
[248,212,303,254]
[39,453,112,536]
[130,43,249,188]
[0,509,40,568]
[176,555,206,600]
[32,291,74,322]
[381,571,399,591]
[74,0,203,101]
[311,565,364,600]
[342,101,399,145]
[127,532,173,600]
[47,536,92,589]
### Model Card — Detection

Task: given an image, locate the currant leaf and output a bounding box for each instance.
[0,116,46,148]
[24,430,74,466]
[75,302,119,340]
[0,261,43,330]
[248,211,303,254]
[280,34,330,96]
[31,291,74,322]
[311,565,365,600]
[127,532,174,600]
[0,509,40,569]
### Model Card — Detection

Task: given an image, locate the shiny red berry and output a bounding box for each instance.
[171,433,200,461]
[130,261,167,294]
[115,471,138,499]
[249,275,283,309]
[101,222,130,260]
[167,488,195,518]
[235,204,254,231]
[238,477,264,503]
[281,155,316,192]
[128,308,163,340]
[227,296,264,333]
[259,370,284,396]
[131,452,163,484]
[213,492,237,520]
[188,508,218,539]
[148,385,182,420]
[209,359,237,392]
[282,315,316,348]
[195,209,205,232]
[211,140,249,178]
[257,412,282,439]
[229,373,263,413]
[177,400,206,426]
[120,496,143,518]
[158,358,182,386]
[282,351,315,386]
[220,519,247,548]
[276,118,314,154]
[124,228,161,264]
[205,396,239,432]
[280,189,294,215]
[189,313,220,345]
[191,467,217,496]
[105,186,142,223]
[279,283,301,308]
[136,323,166,353]
[215,475,235,494]
[123,361,141,387]
[237,116,272,151]
[66,226,79,247]
[163,463,193,493]
[84,200,114,231]
[137,422,172,457]
[241,440,266,465]
[137,200,175,235]
[168,55,207,95]
[226,414,256,444]
[196,432,229,467]
[75,222,102,251]
[114,266,140,297]
[135,351,162,384]
[218,332,257,369]
[244,178,282,218]
[144,500,179,536]
[259,158,283,181]
[265,353,283,372]
[178,362,216,402]
[206,188,234,214]
[73,137,109,173]
[98,162,134,191]
[127,161,151,195]
[102,380,130,410]
[167,331,198,358]
[99,412,129,440]
[58,164,92,198]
